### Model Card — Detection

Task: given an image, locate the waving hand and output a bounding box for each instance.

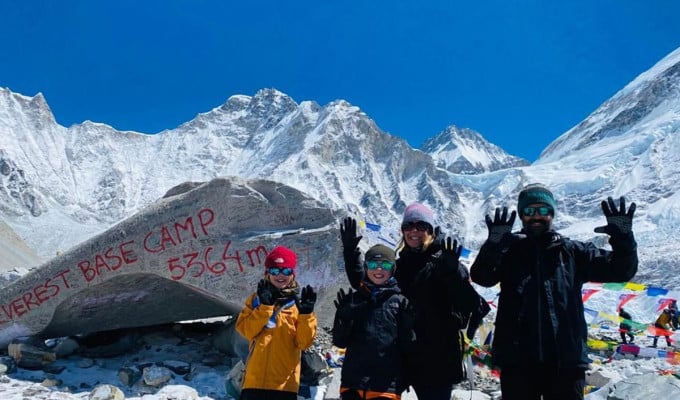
[485,207,517,244]
[594,196,636,236]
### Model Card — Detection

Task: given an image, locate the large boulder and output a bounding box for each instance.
[0,177,344,347]
[607,373,680,399]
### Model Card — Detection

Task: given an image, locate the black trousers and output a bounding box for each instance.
[410,384,453,400]
[240,388,298,400]
[500,364,585,400]
[653,323,672,347]
[620,329,634,343]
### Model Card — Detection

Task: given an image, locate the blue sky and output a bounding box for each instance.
[1,1,679,161]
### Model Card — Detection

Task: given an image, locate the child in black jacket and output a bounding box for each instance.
[332,244,416,400]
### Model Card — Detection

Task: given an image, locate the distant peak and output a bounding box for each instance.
[443,124,477,138]
[324,99,363,117]
[0,87,43,104]
[221,94,251,111]
[30,92,48,108]
[254,87,286,96]
[0,89,58,126]
[424,125,484,149]
[249,88,298,115]
[421,124,528,173]
[253,88,295,103]
[327,99,352,107]
[226,94,251,103]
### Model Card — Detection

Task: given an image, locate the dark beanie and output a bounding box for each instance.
[517,184,557,214]
[365,244,396,263]
[265,246,297,271]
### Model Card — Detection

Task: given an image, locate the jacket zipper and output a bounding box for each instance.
[535,242,544,362]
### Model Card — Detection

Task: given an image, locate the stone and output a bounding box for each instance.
[88,384,125,400]
[117,366,142,387]
[154,384,201,400]
[7,341,56,370]
[0,355,17,374]
[160,359,191,375]
[142,365,173,387]
[54,337,80,358]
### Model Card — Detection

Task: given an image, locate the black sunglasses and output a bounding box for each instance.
[401,221,431,232]
[522,206,553,217]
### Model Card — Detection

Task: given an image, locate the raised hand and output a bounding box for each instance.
[334,288,362,320]
[257,279,274,305]
[340,217,362,250]
[334,288,351,309]
[594,196,636,236]
[440,236,463,276]
[485,207,517,244]
[297,285,317,314]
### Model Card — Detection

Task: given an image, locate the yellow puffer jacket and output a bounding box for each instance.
[236,293,317,394]
[656,309,673,329]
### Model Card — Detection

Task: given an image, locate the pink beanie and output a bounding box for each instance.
[402,203,435,229]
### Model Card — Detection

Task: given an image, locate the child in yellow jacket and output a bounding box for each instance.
[236,245,318,400]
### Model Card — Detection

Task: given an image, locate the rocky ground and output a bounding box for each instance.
[1,321,235,399]
[0,320,502,400]
[8,317,680,400]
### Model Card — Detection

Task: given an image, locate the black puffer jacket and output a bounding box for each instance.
[470,230,638,368]
[332,279,415,394]
[396,242,482,387]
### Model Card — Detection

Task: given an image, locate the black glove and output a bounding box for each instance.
[398,297,416,330]
[594,196,636,236]
[340,217,362,251]
[485,207,517,244]
[257,279,274,305]
[466,296,491,341]
[297,285,317,314]
[334,288,364,320]
[439,236,463,277]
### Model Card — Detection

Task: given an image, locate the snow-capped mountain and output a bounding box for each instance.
[0,85,516,259]
[421,125,529,173]
[1,46,680,289]
[530,47,680,285]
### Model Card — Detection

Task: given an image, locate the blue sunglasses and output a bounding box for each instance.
[267,267,294,276]
[366,260,394,271]
[522,206,553,217]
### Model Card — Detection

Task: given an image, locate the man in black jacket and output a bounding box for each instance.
[470,184,638,400]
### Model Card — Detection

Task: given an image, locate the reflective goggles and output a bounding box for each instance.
[366,260,395,271]
[401,221,431,232]
[267,267,294,276]
[521,206,553,217]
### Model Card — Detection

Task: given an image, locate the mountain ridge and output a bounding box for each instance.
[1,46,680,288]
